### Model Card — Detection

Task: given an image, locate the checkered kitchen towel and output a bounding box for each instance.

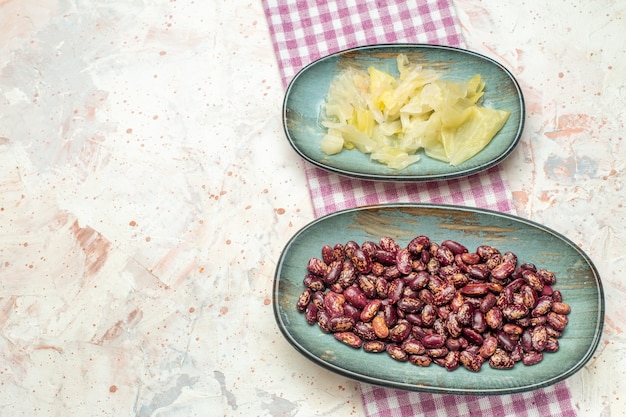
[262,0,577,416]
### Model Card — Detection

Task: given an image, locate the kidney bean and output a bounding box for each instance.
[305,303,318,325]
[479,292,497,313]
[374,276,389,298]
[353,321,377,341]
[445,337,468,351]
[485,254,502,270]
[489,348,514,369]
[485,307,503,329]
[468,264,491,280]
[491,261,516,281]
[460,252,481,265]
[521,285,537,309]
[497,331,517,352]
[387,278,405,304]
[546,326,563,338]
[449,272,470,289]
[372,315,389,339]
[409,354,432,367]
[332,243,345,261]
[387,344,409,362]
[307,257,328,277]
[510,344,524,362]
[321,244,335,264]
[472,310,487,333]
[422,333,445,349]
[401,338,426,355]
[363,340,386,353]
[389,320,412,343]
[541,285,553,297]
[303,274,325,292]
[503,323,523,336]
[461,327,484,346]
[317,310,331,333]
[522,269,544,293]
[404,313,423,326]
[418,304,436,328]
[324,291,345,317]
[297,288,312,312]
[333,331,362,348]
[360,241,377,257]
[441,239,468,255]
[426,258,440,275]
[397,297,425,314]
[436,305,451,321]
[479,336,498,358]
[530,315,547,328]
[418,288,435,305]
[438,350,461,371]
[328,316,355,332]
[360,299,382,322]
[545,337,560,353]
[523,351,543,366]
[411,326,431,340]
[343,286,368,309]
[337,260,357,288]
[519,262,536,272]
[532,296,553,317]
[521,328,533,352]
[460,350,483,372]
[324,260,342,285]
[357,275,377,299]
[379,236,400,254]
[502,304,529,321]
[342,303,361,323]
[460,282,490,296]
[536,268,557,285]
[426,347,449,358]
[551,302,571,315]
[454,255,470,273]
[531,325,548,352]
[446,290,462,310]
[344,240,359,257]
[435,245,455,266]
[546,312,569,331]
[476,245,501,260]
[374,249,396,265]
[382,303,398,328]
[434,284,456,306]
[311,291,325,310]
[488,282,503,294]
[350,248,373,274]
[407,235,430,254]
[444,313,462,338]
[395,248,413,274]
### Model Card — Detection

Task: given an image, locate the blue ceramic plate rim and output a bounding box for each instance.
[273,203,605,395]
[282,43,526,182]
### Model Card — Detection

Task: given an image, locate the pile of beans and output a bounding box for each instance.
[296,235,571,372]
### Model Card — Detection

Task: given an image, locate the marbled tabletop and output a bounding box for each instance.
[0,0,624,416]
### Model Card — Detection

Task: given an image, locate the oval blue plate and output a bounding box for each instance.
[283,44,525,181]
[273,204,604,395]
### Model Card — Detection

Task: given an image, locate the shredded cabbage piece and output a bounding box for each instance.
[320,54,511,168]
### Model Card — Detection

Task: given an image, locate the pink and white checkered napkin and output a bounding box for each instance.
[262,0,576,415]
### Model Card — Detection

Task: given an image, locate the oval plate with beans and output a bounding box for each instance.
[282,44,524,182]
[273,203,604,395]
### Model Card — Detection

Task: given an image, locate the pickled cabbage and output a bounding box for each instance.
[319,54,510,168]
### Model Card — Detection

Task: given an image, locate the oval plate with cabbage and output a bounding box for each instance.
[283,44,525,181]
